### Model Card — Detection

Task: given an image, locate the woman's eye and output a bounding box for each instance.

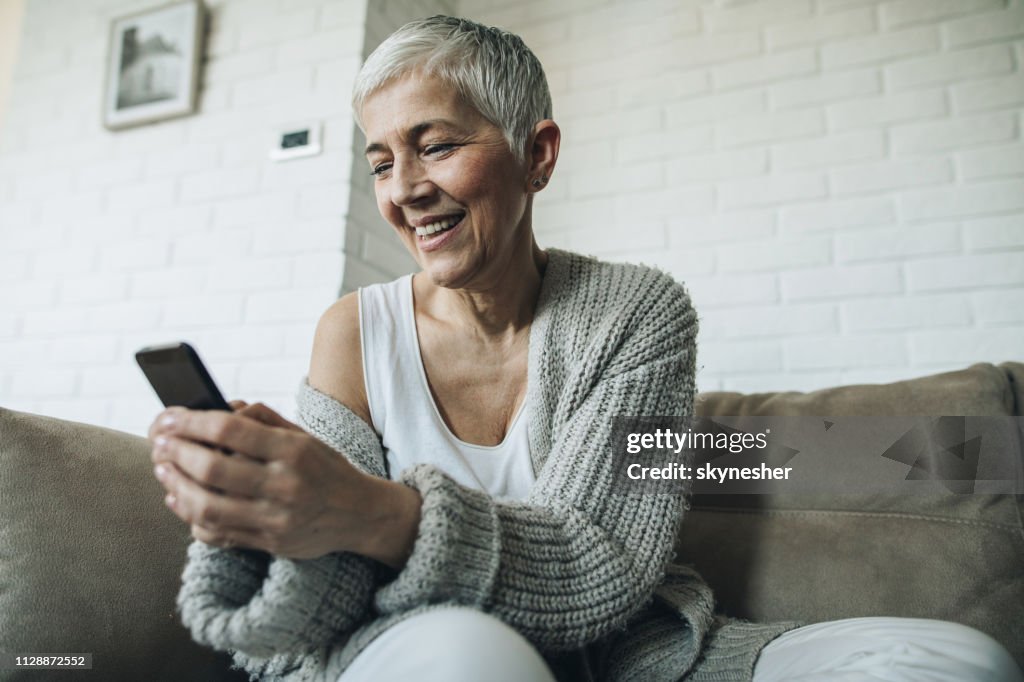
[370,163,392,177]
[424,143,456,156]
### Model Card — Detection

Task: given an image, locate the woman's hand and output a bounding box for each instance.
[147,402,421,566]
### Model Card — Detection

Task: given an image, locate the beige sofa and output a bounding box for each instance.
[1,362,1021,681]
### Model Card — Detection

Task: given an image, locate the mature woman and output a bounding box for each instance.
[150,15,1022,682]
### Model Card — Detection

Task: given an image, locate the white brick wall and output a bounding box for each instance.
[1,0,1022,431]
[0,0,383,433]
[457,0,1024,392]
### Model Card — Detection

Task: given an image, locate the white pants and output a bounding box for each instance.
[754,617,1024,682]
[338,608,556,682]
[337,607,1024,682]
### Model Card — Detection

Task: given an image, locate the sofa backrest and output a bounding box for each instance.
[683,361,1024,668]
[698,362,1022,418]
[0,408,245,682]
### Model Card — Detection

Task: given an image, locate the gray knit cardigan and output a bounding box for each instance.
[176,249,795,681]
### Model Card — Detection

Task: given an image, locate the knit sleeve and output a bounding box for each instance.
[373,284,698,651]
[295,378,388,479]
[174,382,387,662]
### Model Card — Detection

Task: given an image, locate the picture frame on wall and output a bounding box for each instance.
[103,0,203,130]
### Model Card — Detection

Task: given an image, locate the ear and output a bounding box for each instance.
[525,120,561,193]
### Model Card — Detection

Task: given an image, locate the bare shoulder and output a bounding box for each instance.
[308,292,372,427]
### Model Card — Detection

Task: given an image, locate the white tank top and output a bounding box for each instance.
[358,275,535,501]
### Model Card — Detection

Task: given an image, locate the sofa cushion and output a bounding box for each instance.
[0,407,243,682]
[683,361,1024,667]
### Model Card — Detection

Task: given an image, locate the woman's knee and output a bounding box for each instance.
[340,607,556,682]
[927,621,1023,681]
[754,617,1023,682]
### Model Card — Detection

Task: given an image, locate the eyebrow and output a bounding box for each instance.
[364,119,461,156]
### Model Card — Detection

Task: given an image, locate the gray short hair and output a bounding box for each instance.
[352,15,552,165]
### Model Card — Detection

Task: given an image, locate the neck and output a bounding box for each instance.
[419,237,548,342]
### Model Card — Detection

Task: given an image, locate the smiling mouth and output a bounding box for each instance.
[414,214,464,238]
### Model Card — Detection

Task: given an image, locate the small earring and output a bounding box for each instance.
[532,178,542,188]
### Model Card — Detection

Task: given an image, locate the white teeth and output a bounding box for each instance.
[414,216,462,237]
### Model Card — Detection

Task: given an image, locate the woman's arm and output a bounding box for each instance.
[305,291,421,568]
[307,292,374,434]
[165,293,417,660]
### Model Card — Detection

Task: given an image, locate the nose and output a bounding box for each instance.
[389,155,433,207]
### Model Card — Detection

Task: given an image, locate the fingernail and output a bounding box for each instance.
[160,413,177,428]
[154,464,168,480]
[154,435,168,448]
[165,493,176,509]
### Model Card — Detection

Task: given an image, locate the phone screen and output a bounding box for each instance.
[136,342,231,411]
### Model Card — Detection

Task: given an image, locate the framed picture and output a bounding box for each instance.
[103,0,204,130]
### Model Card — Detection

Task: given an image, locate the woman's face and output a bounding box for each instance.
[361,73,532,290]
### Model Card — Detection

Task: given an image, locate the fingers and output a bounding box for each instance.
[149,403,301,453]
[149,407,293,462]
[147,402,318,555]
[153,435,268,499]
[234,402,301,431]
[157,463,277,536]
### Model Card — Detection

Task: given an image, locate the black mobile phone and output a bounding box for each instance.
[135,342,232,411]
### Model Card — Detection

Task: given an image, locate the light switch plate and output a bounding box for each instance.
[269,121,322,161]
